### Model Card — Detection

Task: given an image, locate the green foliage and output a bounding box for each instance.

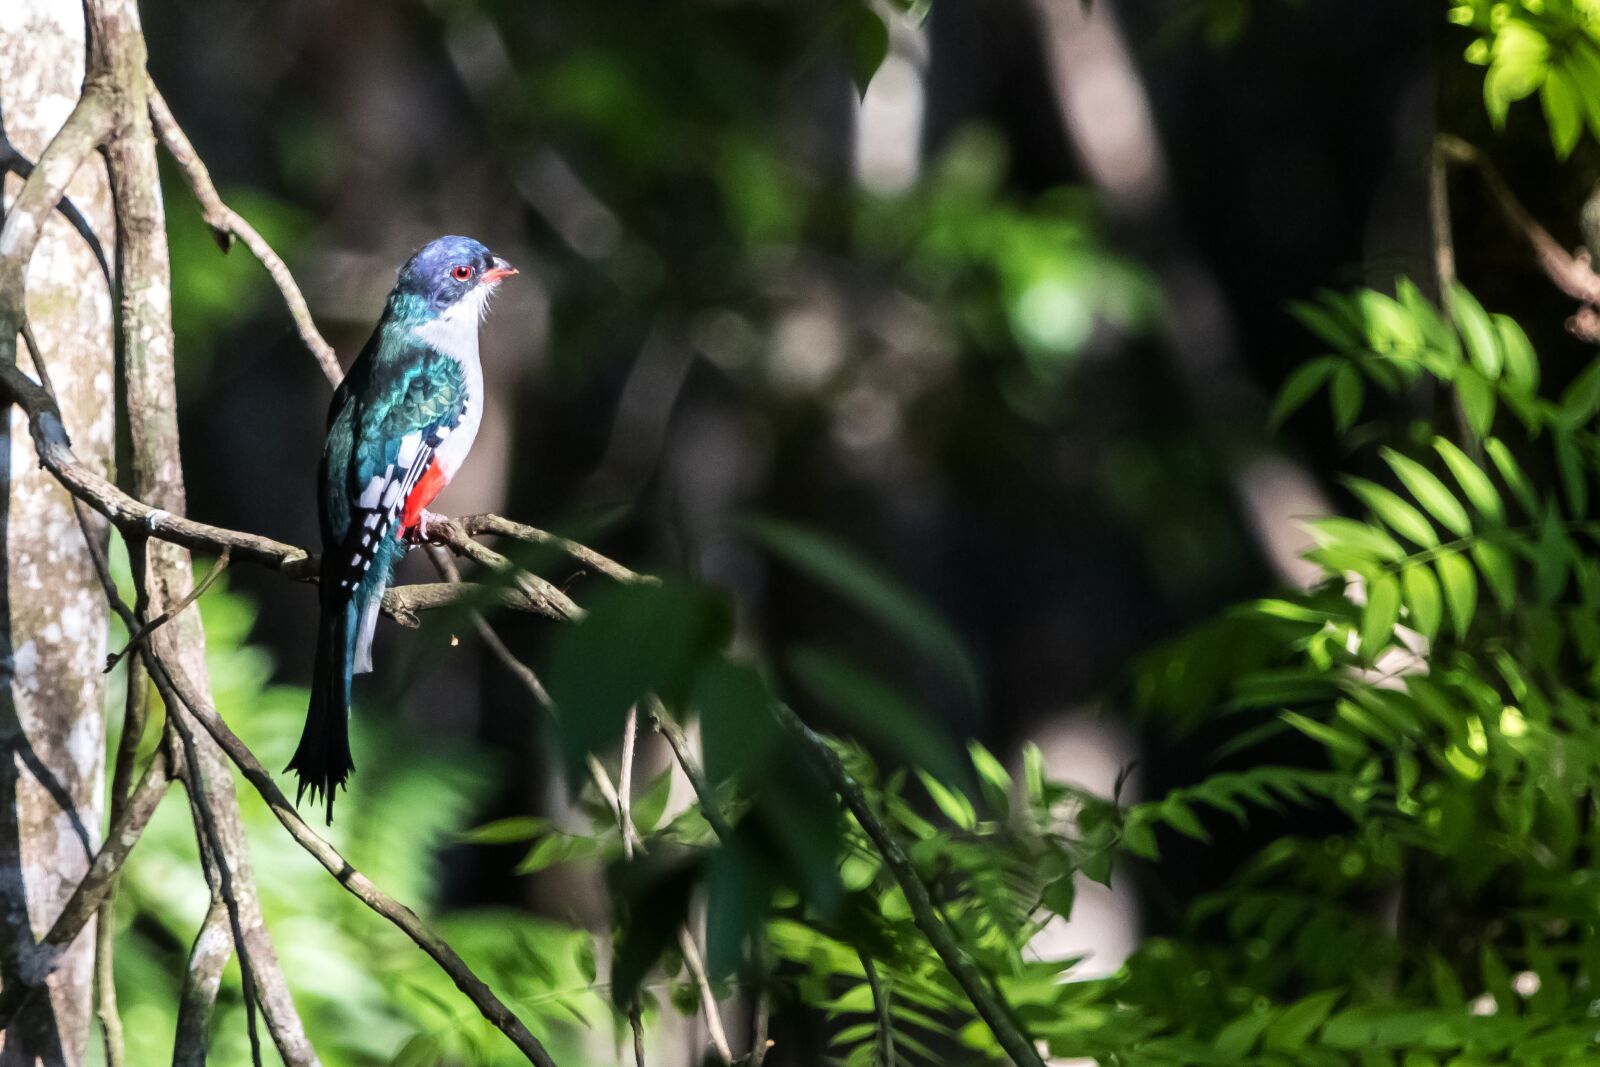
[1451,0,1600,156]
[1121,275,1600,1063]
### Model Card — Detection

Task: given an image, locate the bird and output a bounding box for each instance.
[288,235,517,822]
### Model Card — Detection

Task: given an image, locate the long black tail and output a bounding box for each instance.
[287,603,354,824]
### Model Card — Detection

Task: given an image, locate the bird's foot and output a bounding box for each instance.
[403,510,450,547]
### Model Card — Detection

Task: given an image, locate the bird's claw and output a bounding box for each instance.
[403,509,449,547]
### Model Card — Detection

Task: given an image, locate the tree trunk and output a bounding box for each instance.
[0,1,116,1064]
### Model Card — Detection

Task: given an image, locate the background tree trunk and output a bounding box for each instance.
[0,2,116,1063]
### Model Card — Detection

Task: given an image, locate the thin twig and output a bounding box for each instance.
[147,82,342,387]
[648,704,735,845]
[680,926,734,1066]
[105,546,231,671]
[750,983,771,1067]
[170,706,265,1067]
[1428,142,1457,310]
[618,710,648,1067]
[860,950,895,1067]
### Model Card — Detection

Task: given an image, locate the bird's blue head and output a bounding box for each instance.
[392,235,517,319]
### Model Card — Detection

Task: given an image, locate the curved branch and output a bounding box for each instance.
[142,650,560,1067]
[147,82,343,387]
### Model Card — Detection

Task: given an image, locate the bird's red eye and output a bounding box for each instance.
[451,265,472,281]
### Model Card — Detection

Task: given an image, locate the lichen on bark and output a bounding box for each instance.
[0,1,117,1063]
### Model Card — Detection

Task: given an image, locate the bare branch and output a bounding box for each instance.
[0,90,114,350]
[679,925,733,1066]
[459,513,651,585]
[1435,134,1600,316]
[648,705,735,845]
[146,82,343,387]
[140,649,560,1067]
[431,519,582,620]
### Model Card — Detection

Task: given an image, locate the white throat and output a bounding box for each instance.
[411,290,487,363]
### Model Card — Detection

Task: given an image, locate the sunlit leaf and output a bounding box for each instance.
[1451,285,1501,380]
[1402,563,1443,639]
[1491,314,1538,394]
[1381,448,1471,537]
[1344,478,1437,548]
[1360,573,1401,659]
[1433,438,1503,523]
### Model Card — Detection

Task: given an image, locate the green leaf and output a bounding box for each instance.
[1555,429,1587,517]
[1491,314,1539,394]
[1437,550,1478,638]
[1542,67,1583,157]
[916,770,976,830]
[1160,799,1210,842]
[1330,363,1364,432]
[545,578,732,788]
[461,816,549,844]
[1402,563,1443,639]
[741,517,979,702]
[1360,573,1402,659]
[1561,358,1600,426]
[1456,366,1497,438]
[1282,711,1367,758]
[1451,284,1502,379]
[843,5,889,97]
[1270,356,1339,428]
[630,768,675,835]
[1433,438,1504,522]
[1290,299,1363,350]
[1214,1009,1275,1058]
[967,742,1012,818]
[1344,478,1438,548]
[1302,517,1406,562]
[1484,438,1540,517]
[1381,448,1472,537]
[1471,541,1516,610]
[1264,991,1341,1051]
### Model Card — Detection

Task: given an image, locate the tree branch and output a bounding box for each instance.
[860,950,894,1067]
[139,648,560,1067]
[1435,134,1600,341]
[0,90,115,358]
[768,702,1045,1067]
[0,746,177,1031]
[458,514,651,585]
[171,900,232,1067]
[146,82,343,388]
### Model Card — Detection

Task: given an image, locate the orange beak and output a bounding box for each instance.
[482,256,518,283]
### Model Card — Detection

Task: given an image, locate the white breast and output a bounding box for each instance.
[411,294,487,479]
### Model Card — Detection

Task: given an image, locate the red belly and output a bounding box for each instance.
[401,459,449,530]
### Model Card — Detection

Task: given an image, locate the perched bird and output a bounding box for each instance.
[289,235,517,822]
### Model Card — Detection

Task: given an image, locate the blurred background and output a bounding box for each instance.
[97,0,1589,1062]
